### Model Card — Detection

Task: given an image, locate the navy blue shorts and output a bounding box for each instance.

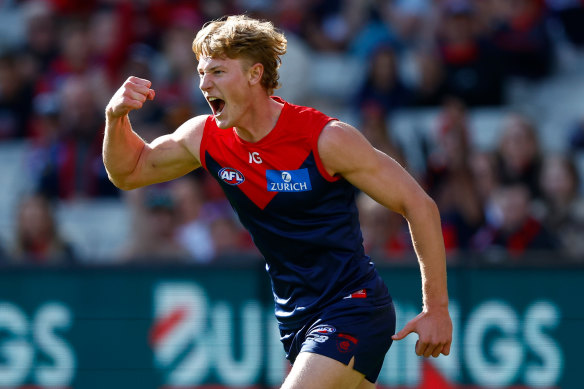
[279,292,396,383]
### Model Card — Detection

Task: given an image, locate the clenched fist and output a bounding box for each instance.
[106,76,156,118]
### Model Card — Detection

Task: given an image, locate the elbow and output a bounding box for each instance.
[114,181,136,192]
[107,171,140,191]
[103,157,144,191]
[403,190,440,220]
[423,193,440,216]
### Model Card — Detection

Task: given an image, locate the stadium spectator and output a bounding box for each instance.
[354,45,411,114]
[35,17,109,101]
[470,150,502,224]
[357,192,413,262]
[156,9,203,130]
[347,5,401,59]
[194,195,257,262]
[379,0,436,48]
[209,212,256,260]
[495,112,544,199]
[358,102,407,168]
[535,154,584,260]
[299,0,368,53]
[409,48,448,107]
[10,193,75,265]
[271,0,305,35]
[121,186,189,263]
[169,175,215,263]
[31,75,118,200]
[18,0,59,81]
[471,183,559,259]
[424,99,484,249]
[487,0,554,79]
[0,53,35,139]
[435,0,505,106]
[88,5,133,89]
[117,43,167,141]
[27,87,61,145]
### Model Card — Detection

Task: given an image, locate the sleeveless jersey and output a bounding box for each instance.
[200,97,389,329]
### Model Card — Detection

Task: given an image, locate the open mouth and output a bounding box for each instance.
[208,97,225,116]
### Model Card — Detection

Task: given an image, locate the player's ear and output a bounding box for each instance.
[248,63,263,86]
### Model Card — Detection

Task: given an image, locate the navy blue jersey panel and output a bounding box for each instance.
[205,151,387,328]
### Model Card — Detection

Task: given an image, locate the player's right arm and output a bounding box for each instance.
[103,76,205,190]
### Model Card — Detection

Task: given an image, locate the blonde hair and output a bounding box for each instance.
[192,15,287,94]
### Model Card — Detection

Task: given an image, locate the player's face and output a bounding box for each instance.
[197,56,252,129]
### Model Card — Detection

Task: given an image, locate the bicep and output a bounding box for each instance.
[126,116,205,188]
[319,122,428,215]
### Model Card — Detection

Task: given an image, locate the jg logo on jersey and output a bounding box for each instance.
[267,168,312,192]
[219,167,245,185]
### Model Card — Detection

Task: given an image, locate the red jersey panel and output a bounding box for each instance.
[200,97,336,210]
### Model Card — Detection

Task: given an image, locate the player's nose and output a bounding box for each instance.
[199,74,212,91]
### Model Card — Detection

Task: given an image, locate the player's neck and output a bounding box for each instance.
[234,94,283,143]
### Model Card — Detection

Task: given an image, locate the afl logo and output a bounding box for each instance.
[219,167,245,186]
[312,325,336,335]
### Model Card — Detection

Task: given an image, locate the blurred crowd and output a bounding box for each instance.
[1,0,584,265]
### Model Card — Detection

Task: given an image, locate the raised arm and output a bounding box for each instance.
[318,120,452,358]
[103,76,204,190]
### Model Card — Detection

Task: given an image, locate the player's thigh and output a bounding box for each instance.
[281,351,367,389]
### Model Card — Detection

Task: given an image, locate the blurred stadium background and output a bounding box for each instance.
[0,0,583,388]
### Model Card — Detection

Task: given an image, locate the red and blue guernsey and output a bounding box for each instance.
[200,97,391,330]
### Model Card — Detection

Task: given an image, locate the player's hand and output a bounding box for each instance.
[106,76,155,119]
[391,306,452,358]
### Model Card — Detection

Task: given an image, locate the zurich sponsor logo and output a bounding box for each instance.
[218,167,245,186]
[267,168,312,192]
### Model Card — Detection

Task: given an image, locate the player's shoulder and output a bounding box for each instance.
[319,120,362,148]
[172,114,212,143]
[171,115,211,162]
[318,120,372,176]
[174,114,210,136]
[322,119,354,130]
